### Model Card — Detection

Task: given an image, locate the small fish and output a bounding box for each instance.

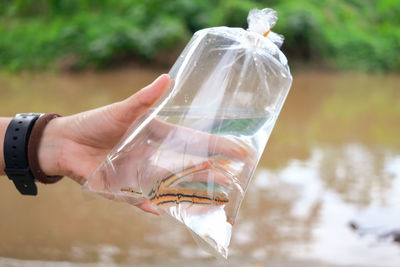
[149,187,229,206]
[121,157,230,206]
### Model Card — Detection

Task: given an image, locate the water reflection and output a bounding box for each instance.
[318,144,394,207]
[238,145,400,266]
[0,70,400,266]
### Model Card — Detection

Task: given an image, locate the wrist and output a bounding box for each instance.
[3,113,64,194]
[37,116,67,177]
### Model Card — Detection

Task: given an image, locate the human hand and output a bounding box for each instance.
[37,74,170,213]
[37,73,256,215]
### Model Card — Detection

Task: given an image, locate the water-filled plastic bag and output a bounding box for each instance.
[85,8,292,258]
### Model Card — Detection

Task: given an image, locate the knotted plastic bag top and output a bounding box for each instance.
[247,8,284,48]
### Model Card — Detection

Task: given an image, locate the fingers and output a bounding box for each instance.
[137,200,161,215]
[112,74,171,125]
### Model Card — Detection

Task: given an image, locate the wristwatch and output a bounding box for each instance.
[3,113,43,195]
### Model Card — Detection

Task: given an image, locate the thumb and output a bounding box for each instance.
[112,74,171,125]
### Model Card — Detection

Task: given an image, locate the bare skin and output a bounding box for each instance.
[0,74,171,213]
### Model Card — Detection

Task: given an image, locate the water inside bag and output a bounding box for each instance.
[88,106,274,257]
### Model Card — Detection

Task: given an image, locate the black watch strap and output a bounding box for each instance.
[4,113,43,195]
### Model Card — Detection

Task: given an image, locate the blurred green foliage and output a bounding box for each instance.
[0,0,399,71]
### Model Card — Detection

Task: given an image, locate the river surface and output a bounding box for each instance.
[0,69,399,267]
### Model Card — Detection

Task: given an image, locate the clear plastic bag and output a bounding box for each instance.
[84,8,292,258]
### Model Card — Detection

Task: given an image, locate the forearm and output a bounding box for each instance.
[0,117,12,175]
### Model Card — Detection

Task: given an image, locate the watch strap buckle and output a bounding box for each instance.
[5,167,37,195]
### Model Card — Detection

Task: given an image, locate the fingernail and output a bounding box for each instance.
[141,74,170,92]
[152,74,169,85]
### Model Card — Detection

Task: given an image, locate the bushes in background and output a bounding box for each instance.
[0,0,399,71]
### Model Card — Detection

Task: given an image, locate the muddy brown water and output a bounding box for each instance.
[0,69,399,267]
